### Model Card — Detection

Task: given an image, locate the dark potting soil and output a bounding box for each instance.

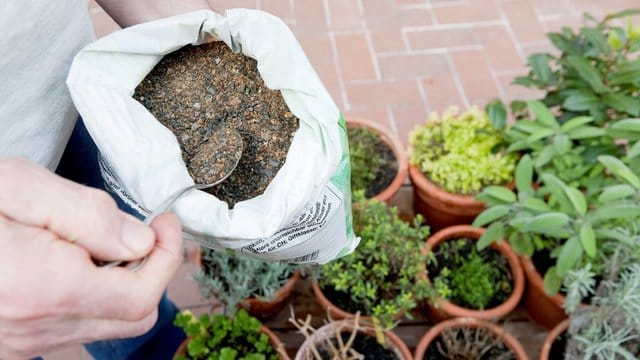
[347,127,398,198]
[427,238,512,310]
[317,332,400,360]
[549,331,567,359]
[134,42,299,207]
[531,250,600,302]
[422,327,515,360]
[320,285,367,315]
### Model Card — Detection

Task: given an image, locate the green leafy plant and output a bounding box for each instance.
[474,149,640,296]
[429,238,512,310]
[193,249,293,315]
[174,308,278,360]
[318,191,433,328]
[514,9,640,125]
[409,106,517,195]
[348,127,387,196]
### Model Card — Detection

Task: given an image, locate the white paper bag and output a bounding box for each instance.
[66,9,357,263]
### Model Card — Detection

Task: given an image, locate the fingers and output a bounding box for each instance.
[0,158,154,261]
[78,213,183,320]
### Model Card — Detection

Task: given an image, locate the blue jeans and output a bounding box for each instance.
[54,119,186,360]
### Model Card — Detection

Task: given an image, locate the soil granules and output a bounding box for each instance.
[317,332,400,360]
[134,42,299,207]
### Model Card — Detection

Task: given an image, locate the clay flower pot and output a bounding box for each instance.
[422,225,524,322]
[174,324,290,360]
[539,319,569,360]
[295,320,412,360]
[409,164,486,231]
[346,117,407,203]
[196,249,300,319]
[521,256,568,329]
[413,317,529,360]
[312,279,362,321]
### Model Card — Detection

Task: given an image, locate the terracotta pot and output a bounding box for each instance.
[196,249,300,319]
[346,117,407,203]
[521,256,568,329]
[409,164,486,231]
[413,317,529,360]
[295,320,412,360]
[311,279,364,322]
[174,324,290,360]
[422,225,524,322]
[539,319,569,360]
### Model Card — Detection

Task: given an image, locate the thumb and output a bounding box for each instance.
[0,158,154,261]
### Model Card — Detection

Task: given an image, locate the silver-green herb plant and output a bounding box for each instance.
[193,248,293,315]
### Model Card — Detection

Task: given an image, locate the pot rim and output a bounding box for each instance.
[408,163,485,207]
[422,225,525,320]
[294,319,412,360]
[346,117,407,203]
[539,319,569,360]
[413,317,530,360]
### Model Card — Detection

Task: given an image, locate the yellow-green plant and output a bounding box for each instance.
[409,106,517,195]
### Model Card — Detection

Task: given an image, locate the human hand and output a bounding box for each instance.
[0,158,183,359]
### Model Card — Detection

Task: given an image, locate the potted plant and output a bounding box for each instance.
[173,308,289,360]
[539,264,640,359]
[193,248,299,319]
[513,9,640,125]
[408,106,517,230]
[291,313,412,360]
[347,118,407,202]
[474,102,640,328]
[413,317,529,360]
[422,225,524,322]
[313,192,433,329]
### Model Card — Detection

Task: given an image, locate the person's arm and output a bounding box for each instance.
[95,0,211,28]
[0,158,183,359]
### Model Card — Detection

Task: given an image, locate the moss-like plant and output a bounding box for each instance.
[318,191,432,328]
[348,127,386,196]
[193,249,293,315]
[174,309,278,360]
[409,106,517,195]
[429,238,511,310]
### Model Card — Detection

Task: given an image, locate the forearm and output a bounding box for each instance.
[96,0,211,28]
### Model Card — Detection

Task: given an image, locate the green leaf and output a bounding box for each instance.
[580,224,596,258]
[598,184,636,203]
[486,99,507,130]
[509,233,534,256]
[528,54,552,84]
[609,60,640,86]
[523,197,551,213]
[525,212,571,233]
[477,222,504,250]
[543,266,563,295]
[506,140,530,153]
[535,145,556,167]
[598,155,640,188]
[548,33,575,53]
[513,119,549,133]
[528,100,559,130]
[581,27,611,54]
[557,236,582,276]
[629,140,640,158]
[565,186,587,215]
[562,93,600,112]
[604,8,640,22]
[610,118,640,133]
[481,186,517,203]
[565,55,609,93]
[567,125,607,139]
[540,173,573,213]
[473,205,510,227]
[553,134,571,154]
[560,116,594,132]
[527,128,555,143]
[590,204,640,222]
[603,93,640,116]
[515,155,533,193]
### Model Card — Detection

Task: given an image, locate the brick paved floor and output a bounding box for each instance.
[43,1,639,358]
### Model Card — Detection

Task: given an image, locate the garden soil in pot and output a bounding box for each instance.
[133,42,299,207]
[317,332,400,360]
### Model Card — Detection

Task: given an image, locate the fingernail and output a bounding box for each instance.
[120,217,154,254]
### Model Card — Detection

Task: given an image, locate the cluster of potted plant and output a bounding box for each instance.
[171,8,640,360]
